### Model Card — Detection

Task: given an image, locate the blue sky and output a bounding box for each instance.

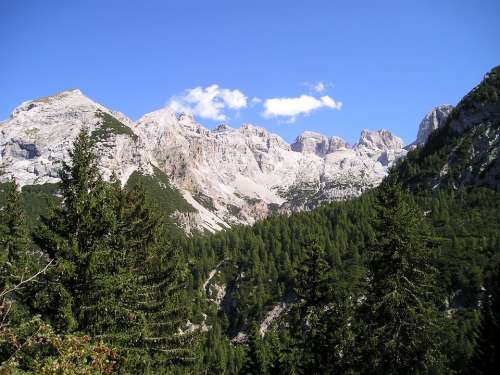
[1,1,499,144]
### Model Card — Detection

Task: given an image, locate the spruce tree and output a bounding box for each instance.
[0,180,38,363]
[29,128,195,372]
[290,238,359,374]
[294,239,330,310]
[360,182,445,374]
[32,128,117,332]
[0,181,38,323]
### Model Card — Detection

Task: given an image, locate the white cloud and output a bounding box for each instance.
[314,82,326,93]
[304,81,330,93]
[263,94,342,122]
[168,84,247,121]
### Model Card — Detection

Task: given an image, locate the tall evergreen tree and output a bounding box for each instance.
[294,239,330,309]
[28,128,195,372]
[0,180,33,328]
[288,238,358,374]
[360,182,445,374]
[0,180,30,290]
[32,128,116,332]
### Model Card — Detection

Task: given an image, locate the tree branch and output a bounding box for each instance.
[0,260,54,299]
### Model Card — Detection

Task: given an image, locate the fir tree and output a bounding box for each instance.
[241,323,270,375]
[28,128,195,372]
[32,127,116,332]
[289,238,359,374]
[0,180,30,289]
[360,182,445,374]
[0,180,33,330]
[294,238,330,309]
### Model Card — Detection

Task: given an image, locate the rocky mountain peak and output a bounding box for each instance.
[414,105,454,146]
[177,112,196,125]
[356,129,405,151]
[9,89,95,120]
[239,123,270,136]
[291,131,348,157]
[213,124,232,132]
[1,88,146,186]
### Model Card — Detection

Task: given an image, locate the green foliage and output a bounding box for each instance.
[470,257,500,374]
[392,65,500,191]
[359,183,446,374]
[288,239,360,374]
[458,66,500,110]
[126,165,195,215]
[0,180,39,339]
[0,180,29,289]
[0,316,119,374]
[182,182,500,374]
[20,183,60,228]
[240,324,271,375]
[91,109,138,142]
[18,128,196,373]
[0,182,59,229]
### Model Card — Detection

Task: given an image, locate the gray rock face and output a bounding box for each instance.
[0,89,151,186]
[0,89,409,232]
[291,131,348,156]
[414,105,454,146]
[354,129,407,167]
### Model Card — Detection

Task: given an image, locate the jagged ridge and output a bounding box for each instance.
[1,89,413,232]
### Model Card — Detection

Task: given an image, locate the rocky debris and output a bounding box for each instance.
[259,301,292,337]
[203,261,227,307]
[179,314,210,335]
[231,331,248,344]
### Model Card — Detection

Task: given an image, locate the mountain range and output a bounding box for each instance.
[0,88,452,233]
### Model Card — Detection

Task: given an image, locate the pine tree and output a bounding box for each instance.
[0,180,43,364]
[292,237,331,373]
[294,238,330,309]
[360,182,445,374]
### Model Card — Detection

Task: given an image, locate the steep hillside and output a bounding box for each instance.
[179,67,500,372]
[395,66,500,191]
